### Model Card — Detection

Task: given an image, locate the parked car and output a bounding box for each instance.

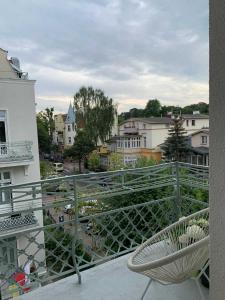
[53,162,64,172]
[64,204,74,214]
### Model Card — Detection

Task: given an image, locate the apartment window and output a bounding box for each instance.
[192,120,195,126]
[186,120,189,127]
[68,137,72,144]
[127,138,130,148]
[144,136,147,148]
[68,125,71,132]
[0,171,11,204]
[137,137,141,148]
[0,110,7,143]
[201,135,208,145]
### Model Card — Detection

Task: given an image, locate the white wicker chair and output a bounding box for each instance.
[127,208,209,300]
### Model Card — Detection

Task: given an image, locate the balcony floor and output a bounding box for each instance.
[19,254,209,300]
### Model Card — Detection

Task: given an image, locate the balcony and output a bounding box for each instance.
[0,142,33,166]
[123,126,139,134]
[0,162,209,299]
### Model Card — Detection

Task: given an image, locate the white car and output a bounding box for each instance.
[64,204,74,214]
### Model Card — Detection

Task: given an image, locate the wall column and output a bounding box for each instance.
[210,0,225,298]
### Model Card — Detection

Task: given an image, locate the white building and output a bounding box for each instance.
[64,103,76,147]
[53,103,76,149]
[182,113,209,134]
[117,113,209,164]
[0,48,44,278]
[188,129,209,166]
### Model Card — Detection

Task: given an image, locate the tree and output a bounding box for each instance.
[64,130,95,173]
[135,156,156,168]
[182,102,209,114]
[37,107,55,144]
[108,153,124,171]
[161,116,190,161]
[144,99,161,117]
[88,151,100,170]
[74,87,116,145]
[36,114,51,153]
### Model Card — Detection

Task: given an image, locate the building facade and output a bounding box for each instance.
[116,113,209,165]
[188,129,209,166]
[0,48,44,280]
[53,103,76,149]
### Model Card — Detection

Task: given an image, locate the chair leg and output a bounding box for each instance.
[195,279,205,300]
[140,279,152,300]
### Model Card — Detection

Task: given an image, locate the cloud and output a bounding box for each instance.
[0,0,208,113]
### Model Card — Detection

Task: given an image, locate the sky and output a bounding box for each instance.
[1,0,209,113]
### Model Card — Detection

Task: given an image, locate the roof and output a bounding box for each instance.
[65,103,75,124]
[191,146,209,155]
[182,114,209,119]
[120,117,172,125]
[189,128,209,137]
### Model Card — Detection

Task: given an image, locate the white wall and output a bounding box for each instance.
[0,79,40,182]
[191,132,209,148]
[64,123,76,147]
[182,118,209,134]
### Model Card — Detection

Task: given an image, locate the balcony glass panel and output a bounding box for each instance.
[0,142,33,163]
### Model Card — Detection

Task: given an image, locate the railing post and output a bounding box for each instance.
[174,161,181,219]
[72,177,81,284]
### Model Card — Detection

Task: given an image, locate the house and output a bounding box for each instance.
[117,117,172,164]
[188,129,209,166]
[0,48,44,281]
[64,103,76,148]
[182,112,209,134]
[53,113,67,149]
[115,113,209,165]
[53,103,76,149]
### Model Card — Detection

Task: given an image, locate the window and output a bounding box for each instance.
[186,120,189,127]
[144,136,147,148]
[68,125,71,132]
[0,171,11,204]
[137,137,141,147]
[68,137,72,144]
[0,110,7,143]
[127,138,130,148]
[0,238,17,272]
[201,135,208,145]
[192,120,195,126]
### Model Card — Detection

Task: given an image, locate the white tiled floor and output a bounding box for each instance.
[19,255,209,300]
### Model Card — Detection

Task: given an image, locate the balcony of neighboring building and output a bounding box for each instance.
[123,125,139,134]
[0,141,33,167]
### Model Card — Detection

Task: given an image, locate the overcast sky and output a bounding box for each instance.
[1,0,208,113]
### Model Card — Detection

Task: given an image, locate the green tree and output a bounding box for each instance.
[108,153,124,171]
[182,102,209,114]
[144,99,161,117]
[135,156,156,168]
[64,130,95,173]
[74,87,116,145]
[36,114,51,153]
[37,107,55,144]
[88,150,100,170]
[161,116,190,161]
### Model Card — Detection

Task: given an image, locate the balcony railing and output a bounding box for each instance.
[0,162,209,299]
[123,126,139,134]
[0,141,33,163]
